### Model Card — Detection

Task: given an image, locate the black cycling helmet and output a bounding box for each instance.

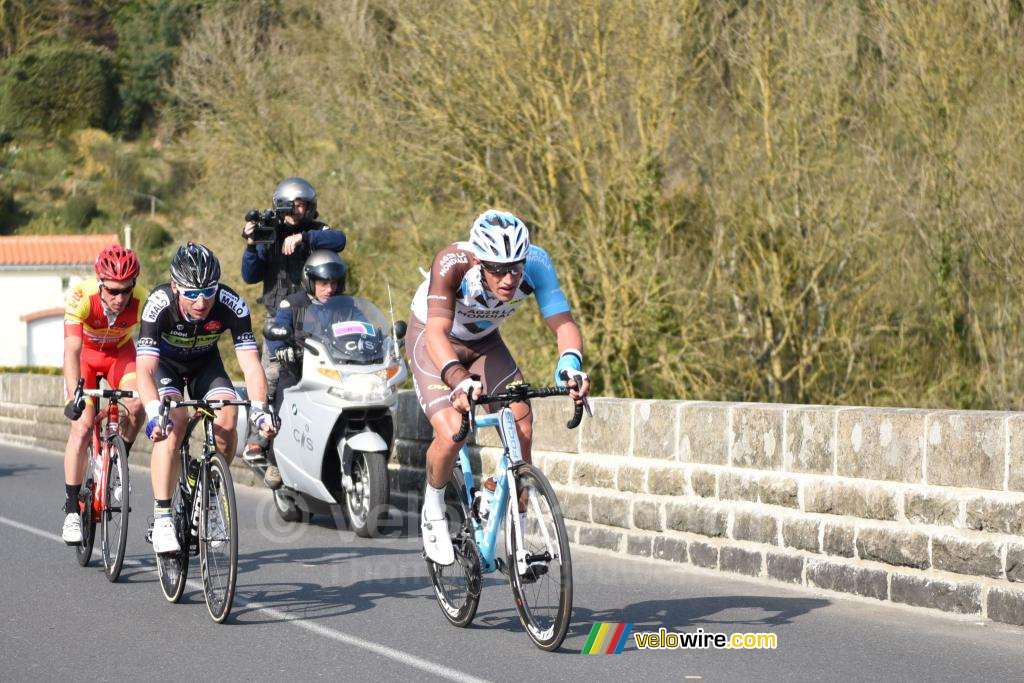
[272,177,318,220]
[301,250,346,296]
[170,242,221,289]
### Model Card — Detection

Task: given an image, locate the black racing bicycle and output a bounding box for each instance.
[149,396,247,623]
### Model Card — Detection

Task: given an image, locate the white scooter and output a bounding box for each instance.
[244,295,408,537]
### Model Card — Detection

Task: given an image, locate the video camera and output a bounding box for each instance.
[242,208,282,244]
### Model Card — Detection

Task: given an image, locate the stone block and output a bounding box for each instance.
[785,406,836,474]
[610,465,641,494]
[767,552,804,584]
[557,490,591,523]
[393,439,426,467]
[822,524,855,558]
[647,465,687,496]
[577,525,622,551]
[591,493,630,528]
[782,518,820,553]
[855,527,929,569]
[573,461,616,489]
[926,411,1007,490]
[806,560,888,600]
[758,476,799,508]
[532,396,580,453]
[627,534,653,557]
[987,587,1024,626]
[632,500,663,532]
[804,481,898,521]
[904,490,959,526]
[666,501,728,537]
[394,390,432,442]
[837,408,925,483]
[732,510,779,545]
[1008,414,1024,492]
[890,574,982,615]
[689,542,719,568]
[690,469,717,498]
[678,402,729,465]
[719,472,758,501]
[730,404,784,470]
[579,398,631,456]
[544,455,572,485]
[721,546,762,577]
[931,536,1003,579]
[653,536,688,563]
[633,400,682,459]
[563,522,580,543]
[1007,546,1024,583]
[965,497,1024,536]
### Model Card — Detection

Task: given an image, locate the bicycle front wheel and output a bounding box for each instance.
[200,451,237,623]
[506,463,573,651]
[101,436,130,581]
[426,467,482,628]
[75,466,96,567]
[156,481,189,603]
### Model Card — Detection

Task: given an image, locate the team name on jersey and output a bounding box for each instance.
[218,288,248,317]
[142,289,171,323]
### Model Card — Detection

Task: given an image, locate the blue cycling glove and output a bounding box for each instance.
[554,350,585,387]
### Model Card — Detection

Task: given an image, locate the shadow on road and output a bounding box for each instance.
[0,463,46,477]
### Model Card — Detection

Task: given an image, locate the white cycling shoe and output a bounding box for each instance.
[152,516,180,554]
[62,512,82,544]
[421,512,454,566]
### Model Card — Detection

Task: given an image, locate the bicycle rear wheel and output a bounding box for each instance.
[156,481,189,603]
[426,467,482,628]
[75,466,96,567]
[506,463,573,651]
[101,436,130,582]
[200,451,237,623]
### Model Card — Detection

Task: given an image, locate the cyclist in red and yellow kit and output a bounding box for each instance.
[61,245,146,544]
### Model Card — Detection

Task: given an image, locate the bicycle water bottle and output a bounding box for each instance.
[186,459,200,490]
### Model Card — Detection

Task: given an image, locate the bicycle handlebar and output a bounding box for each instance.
[82,388,137,400]
[451,383,588,442]
[156,396,252,432]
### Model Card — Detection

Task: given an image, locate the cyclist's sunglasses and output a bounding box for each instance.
[179,284,218,300]
[480,260,526,277]
[101,282,135,296]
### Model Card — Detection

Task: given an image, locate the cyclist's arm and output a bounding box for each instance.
[62,333,82,398]
[136,354,160,407]
[237,349,268,403]
[544,310,590,399]
[425,315,471,389]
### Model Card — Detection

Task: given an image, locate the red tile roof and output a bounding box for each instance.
[0,234,120,266]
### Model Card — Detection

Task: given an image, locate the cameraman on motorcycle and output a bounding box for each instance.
[241,177,346,473]
[261,250,351,488]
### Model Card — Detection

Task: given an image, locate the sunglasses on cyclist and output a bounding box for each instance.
[179,284,218,301]
[101,282,135,296]
[480,260,526,277]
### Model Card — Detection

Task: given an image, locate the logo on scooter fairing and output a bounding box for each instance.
[293,423,315,451]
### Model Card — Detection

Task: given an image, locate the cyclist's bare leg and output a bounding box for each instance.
[119,374,143,443]
[150,406,188,499]
[63,400,96,485]
[511,400,533,463]
[426,407,466,488]
[212,403,237,462]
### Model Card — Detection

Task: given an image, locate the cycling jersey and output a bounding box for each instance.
[410,243,570,341]
[137,283,258,363]
[64,279,143,350]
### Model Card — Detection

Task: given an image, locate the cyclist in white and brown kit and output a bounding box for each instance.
[409,209,590,565]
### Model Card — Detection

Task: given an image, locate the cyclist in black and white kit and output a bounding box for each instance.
[137,243,276,554]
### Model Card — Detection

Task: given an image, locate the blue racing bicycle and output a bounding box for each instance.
[426,380,588,651]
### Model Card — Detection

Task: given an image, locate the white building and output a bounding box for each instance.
[0,234,120,367]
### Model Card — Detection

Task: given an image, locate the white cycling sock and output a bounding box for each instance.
[423,483,446,520]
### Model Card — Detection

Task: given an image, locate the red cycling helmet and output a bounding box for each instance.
[94,244,140,282]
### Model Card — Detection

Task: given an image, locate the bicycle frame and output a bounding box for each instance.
[83,390,126,521]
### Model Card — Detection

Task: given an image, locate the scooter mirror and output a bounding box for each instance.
[394,320,408,340]
[263,322,293,342]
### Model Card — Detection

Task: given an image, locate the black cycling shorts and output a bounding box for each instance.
[154,353,237,401]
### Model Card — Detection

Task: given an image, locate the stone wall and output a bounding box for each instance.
[4,373,1023,625]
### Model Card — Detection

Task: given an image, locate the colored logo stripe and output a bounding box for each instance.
[583,623,634,654]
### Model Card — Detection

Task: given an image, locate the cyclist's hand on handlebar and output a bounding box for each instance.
[448,377,481,413]
[144,400,173,442]
[64,396,85,421]
[567,371,591,402]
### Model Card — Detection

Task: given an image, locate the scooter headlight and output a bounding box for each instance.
[328,372,391,402]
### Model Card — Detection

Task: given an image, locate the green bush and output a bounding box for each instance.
[131,220,174,250]
[0,43,116,134]
[64,194,99,229]
[0,185,16,234]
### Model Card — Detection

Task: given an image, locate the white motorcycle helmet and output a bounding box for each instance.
[468,209,529,263]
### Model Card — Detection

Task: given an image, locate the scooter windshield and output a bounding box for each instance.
[299,296,391,365]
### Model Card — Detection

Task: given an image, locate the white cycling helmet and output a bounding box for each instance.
[468,209,530,263]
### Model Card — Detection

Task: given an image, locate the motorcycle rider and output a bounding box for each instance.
[241,177,346,466]
[409,209,590,565]
[261,250,349,488]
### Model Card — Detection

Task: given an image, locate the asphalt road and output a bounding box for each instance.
[2,442,1022,682]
